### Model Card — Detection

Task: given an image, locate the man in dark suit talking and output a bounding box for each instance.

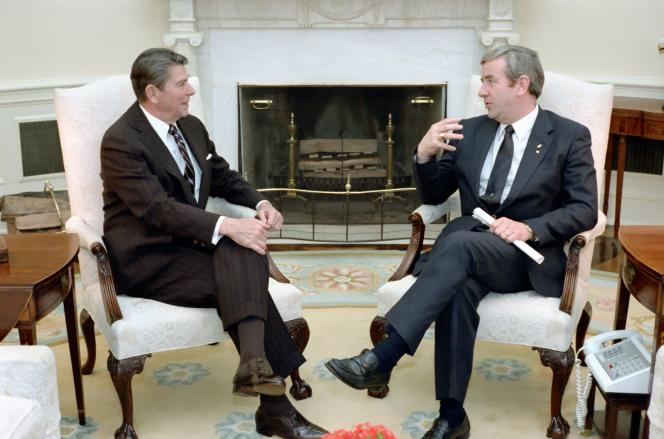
[326,45,597,439]
[101,48,326,438]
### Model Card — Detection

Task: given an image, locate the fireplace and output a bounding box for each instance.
[183,0,507,240]
[238,84,446,191]
[236,84,447,241]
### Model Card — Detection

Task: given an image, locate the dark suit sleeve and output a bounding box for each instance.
[101,131,221,243]
[525,125,598,246]
[413,146,459,205]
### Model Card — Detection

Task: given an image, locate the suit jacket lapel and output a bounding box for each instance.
[128,103,198,205]
[499,108,553,211]
[471,118,500,201]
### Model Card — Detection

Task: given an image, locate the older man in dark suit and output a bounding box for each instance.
[326,45,598,439]
[100,48,326,439]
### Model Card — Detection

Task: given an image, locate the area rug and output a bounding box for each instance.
[49,307,624,438]
[1,250,657,438]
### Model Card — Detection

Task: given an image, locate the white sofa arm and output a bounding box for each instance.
[412,193,460,225]
[206,197,257,219]
[0,346,60,439]
[65,215,105,250]
[575,210,607,243]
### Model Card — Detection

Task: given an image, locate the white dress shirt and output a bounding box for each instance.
[479,105,539,203]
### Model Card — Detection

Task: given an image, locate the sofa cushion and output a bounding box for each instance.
[107,278,304,360]
[377,275,572,351]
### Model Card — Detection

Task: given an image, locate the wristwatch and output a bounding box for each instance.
[524,224,539,243]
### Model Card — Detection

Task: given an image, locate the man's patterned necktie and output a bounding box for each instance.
[168,124,196,194]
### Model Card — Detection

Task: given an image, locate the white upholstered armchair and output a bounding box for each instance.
[649,346,664,438]
[0,345,61,439]
[55,75,312,439]
[370,72,613,439]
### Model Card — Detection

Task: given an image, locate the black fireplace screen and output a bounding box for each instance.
[238,84,447,241]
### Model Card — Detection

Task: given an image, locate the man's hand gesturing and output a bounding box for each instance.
[416,117,464,164]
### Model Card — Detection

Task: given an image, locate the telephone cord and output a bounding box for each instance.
[574,347,594,431]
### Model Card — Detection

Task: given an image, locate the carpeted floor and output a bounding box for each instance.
[2,251,656,438]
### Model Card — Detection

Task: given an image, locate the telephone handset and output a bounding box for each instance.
[574,330,651,430]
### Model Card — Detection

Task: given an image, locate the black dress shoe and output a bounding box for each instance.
[422,415,470,439]
[325,349,391,390]
[232,358,286,397]
[255,407,328,439]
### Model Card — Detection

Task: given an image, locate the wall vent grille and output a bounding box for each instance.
[19,120,64,177]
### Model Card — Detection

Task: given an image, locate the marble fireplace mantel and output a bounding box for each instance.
[164,0,519,167]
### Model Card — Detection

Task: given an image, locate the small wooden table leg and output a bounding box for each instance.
[603,134,614,215]
[63,269,86,425]
[605,402,620,439]
[614,134,627,239]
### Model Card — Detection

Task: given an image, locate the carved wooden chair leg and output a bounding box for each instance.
[367,316,390,399]
[107,352,151,439]
[80,309,96,375]
[535,346,574,439]
[285,317,312,400]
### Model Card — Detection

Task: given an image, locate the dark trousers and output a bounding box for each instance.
[126,236,304,378]
[386,230,533,402]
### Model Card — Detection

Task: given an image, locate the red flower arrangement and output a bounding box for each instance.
[322,423,397,439]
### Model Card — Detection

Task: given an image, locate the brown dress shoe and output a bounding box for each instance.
[255,407,328,439]
[232,358,286,397]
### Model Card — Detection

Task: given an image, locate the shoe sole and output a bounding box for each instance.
[232,382,286,397]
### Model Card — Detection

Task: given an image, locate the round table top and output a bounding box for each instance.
[618,226,664,276]
[0,232,79,287]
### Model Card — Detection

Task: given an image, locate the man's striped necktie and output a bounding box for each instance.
[168,124,196,194]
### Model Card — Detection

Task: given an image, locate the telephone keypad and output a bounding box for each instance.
[598,340,649,380]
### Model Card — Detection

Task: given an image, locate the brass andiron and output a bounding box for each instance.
[287,112,298,197]
[375,113,404,204]
[385,113,395,197]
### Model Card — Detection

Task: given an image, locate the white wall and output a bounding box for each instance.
[516,0,664,92]
[0,0,168,83]
[0,0,168,203]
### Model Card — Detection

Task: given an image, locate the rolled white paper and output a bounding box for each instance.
[472,207,545,265]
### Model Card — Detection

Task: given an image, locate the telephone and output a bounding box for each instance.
[584,329,651,394]
[574,330,651,429]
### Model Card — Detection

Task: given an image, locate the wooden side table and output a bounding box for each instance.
[0,232,85,425]
[588,226,664,438]
[604,98,664,239]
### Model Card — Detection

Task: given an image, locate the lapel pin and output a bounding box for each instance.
[206,153,213,161]
[535,144,542,154]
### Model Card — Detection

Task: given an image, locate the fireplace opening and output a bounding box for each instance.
[239,84,445,188]
[237,84,448,241]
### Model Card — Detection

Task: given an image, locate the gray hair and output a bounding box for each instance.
[130,48,189,101]
[480,45,544,97]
